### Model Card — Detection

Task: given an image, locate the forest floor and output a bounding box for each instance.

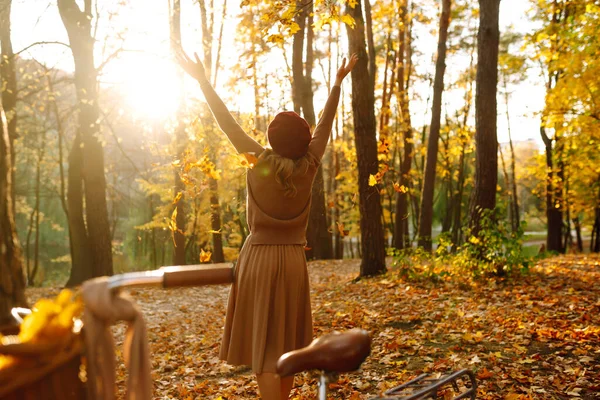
[26,254,600,399]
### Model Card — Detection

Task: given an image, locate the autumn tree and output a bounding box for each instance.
[169,0,189,265]
[0,102,27,324]
[0,0,17,212]
[293,0,333,260]
[58,0,113,284]
[498,32,527,233]
[198,0,225,263]
[392,0,415,250]
[417,0,452,251]
[468,0,501,235]
[448,4,477,249]
[532,1,600,252]
[345,0,386,276]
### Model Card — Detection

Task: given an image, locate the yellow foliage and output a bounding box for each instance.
[15,289,82,345]
[368,174,377,186]
[393,183,409,193]
[341,14,356,28]
[199,249,212,263]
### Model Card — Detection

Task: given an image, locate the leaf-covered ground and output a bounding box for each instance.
[26,255,600,399]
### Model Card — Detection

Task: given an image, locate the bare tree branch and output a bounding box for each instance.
[15,41,71,56]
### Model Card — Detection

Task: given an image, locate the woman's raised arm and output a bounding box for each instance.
[175,49,264,155]
[308,53,358,161]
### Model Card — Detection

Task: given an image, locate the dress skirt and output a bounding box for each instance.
[219,236,313,373]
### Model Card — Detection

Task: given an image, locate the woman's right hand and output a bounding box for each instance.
[175,47,208,83]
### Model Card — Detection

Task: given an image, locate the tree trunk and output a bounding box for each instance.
[333,139,343,259]
[47,72,69,216]
[330,28,343,260]
[563,172,573,251]
[468,0,501,235]
[170,0,188,265]
[364,0,376,92]
[499,142,512,227]
[346,0,386,276]
[393,0,414,250]
[25,201,34,283]
[379,33,392,136]
[0,0,17,213]
[540,127,563,252]
[293,1,332,260]
[149,196,157,268]
[32,153,42,284]
[592,200,600,253]
[0,102,27,325]
[451,140,467,249]
[65,134,93,286]
[503,72,520,231]
[209,178,225,262]
[200,0,225,263]
[573,216,583,253]
[440,132,453,234]
[27,127,46,285]
[417,0,451,250]
[58,0,113,280]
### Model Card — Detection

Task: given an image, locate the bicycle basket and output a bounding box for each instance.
[0,321,87,399]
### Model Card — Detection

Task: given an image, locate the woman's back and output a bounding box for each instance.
[248,158,317,221]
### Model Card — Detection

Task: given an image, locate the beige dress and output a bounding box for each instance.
[218,161,317,373]
[198,78,341,374]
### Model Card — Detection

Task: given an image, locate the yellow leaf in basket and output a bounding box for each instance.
[18,312,49,342]
[199,249,212,263]
[0,355,15,370]
[43,318,70,339]
[34,299,61,316]
[55,289,74,308]
[57,301,83,329]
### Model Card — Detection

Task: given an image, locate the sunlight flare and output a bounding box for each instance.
[120,57,183,120]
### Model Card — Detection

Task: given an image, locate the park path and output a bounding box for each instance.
[25,254,600,399]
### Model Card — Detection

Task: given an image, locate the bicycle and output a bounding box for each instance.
[1,264,477,399]
[277,329,477,399]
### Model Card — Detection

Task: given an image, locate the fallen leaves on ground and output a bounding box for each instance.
[24,254,600,399]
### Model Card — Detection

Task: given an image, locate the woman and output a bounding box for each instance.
[176,49,357,400]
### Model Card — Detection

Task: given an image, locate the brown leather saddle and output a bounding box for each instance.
[276,328,371,377]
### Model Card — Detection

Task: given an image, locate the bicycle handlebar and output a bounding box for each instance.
[107,263,235,291]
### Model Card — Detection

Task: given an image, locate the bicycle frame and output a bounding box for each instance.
[317,372,336,400]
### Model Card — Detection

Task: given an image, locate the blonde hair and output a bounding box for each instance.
[259,149,312,197]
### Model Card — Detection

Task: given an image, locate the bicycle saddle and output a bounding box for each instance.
[276,328,371,377]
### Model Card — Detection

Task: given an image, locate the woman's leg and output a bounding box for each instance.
[280,375,294,399]
[257,373,280,400]
[256,373,295,400]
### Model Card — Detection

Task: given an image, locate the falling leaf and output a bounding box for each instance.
[368,174,377,186]
[169,208,178,232]
[378,138,391,154]
[172,191,182,204]
[337,222,349,237]
[393,183,409,193]
[240,152,258,169]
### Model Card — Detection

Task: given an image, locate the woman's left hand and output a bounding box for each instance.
[175,47,208,83]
